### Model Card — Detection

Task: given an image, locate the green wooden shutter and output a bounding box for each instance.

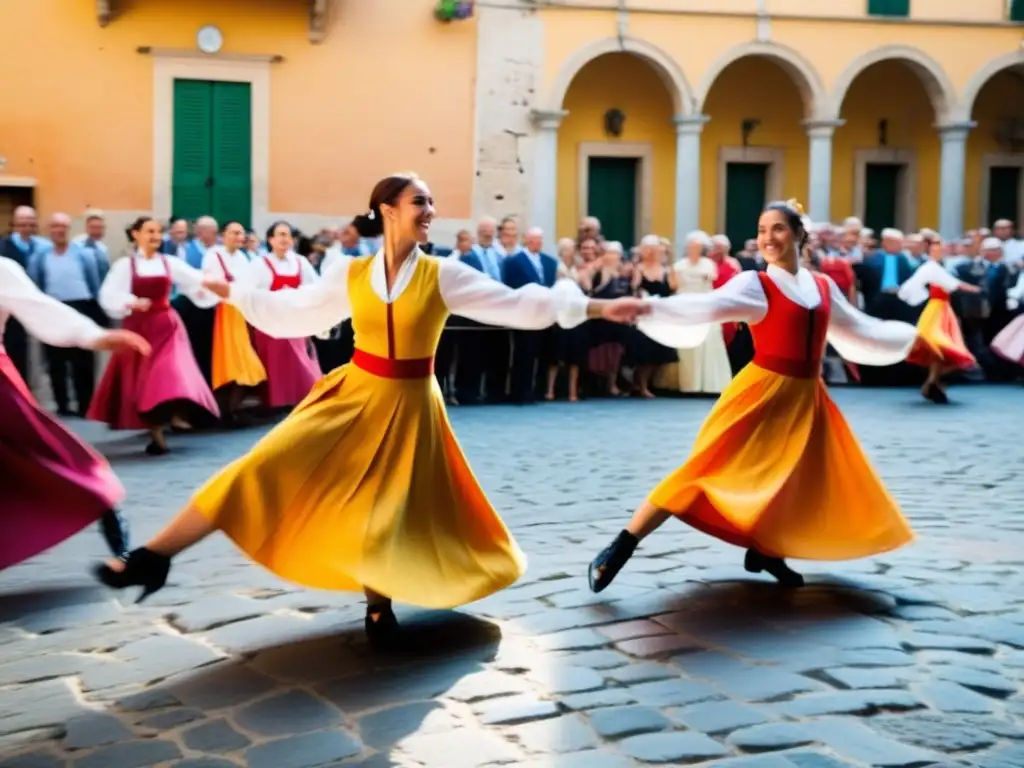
[210,82,253,229]
[172,80,213,221]
[1011,0,1024,22]
[867,0,910,16]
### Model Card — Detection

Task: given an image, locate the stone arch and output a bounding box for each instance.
[694,41,830,121]
[831,45,959,123]
[543,36,694,116]
[961,51,1024,120]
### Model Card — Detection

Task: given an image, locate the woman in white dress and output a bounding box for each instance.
[652,231,732,394]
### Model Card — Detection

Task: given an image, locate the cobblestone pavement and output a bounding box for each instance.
[2,385,1024,768]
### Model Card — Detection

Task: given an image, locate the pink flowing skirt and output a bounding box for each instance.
[251,329,321,408]
[992,315,1024,365]
[87,307,220,429]
[0,352,124,570]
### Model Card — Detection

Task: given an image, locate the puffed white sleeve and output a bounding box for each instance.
[0,258,106,348]
[897,260,960,306]
[437,257,590,329]
[826,275,918,365]
[168,258,220,309]
[636,270,767,349]
[229,255,352,338]
[1007,271,1024,306]
[98,258,137,319]
[299,255,320,285]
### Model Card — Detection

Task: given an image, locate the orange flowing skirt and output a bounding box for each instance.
[649,363,914,561]
[905,298,976,370]
[211,303,268,391]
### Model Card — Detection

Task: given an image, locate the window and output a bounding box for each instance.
[868,0,910,17]
[1011,0,1024,23]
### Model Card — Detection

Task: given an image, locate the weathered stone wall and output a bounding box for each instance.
[472,3,545,227]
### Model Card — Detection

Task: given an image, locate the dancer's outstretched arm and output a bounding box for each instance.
[826,275,918,366]
[0,257,150,355]
[436,257,648,329]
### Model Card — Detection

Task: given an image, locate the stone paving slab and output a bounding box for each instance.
[1,386,1023,767]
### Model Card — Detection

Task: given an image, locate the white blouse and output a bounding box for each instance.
[1008,271,1024,310]
[202,247,253,284]
[897,259,962,306]
[637,264,918,367]
[244,251,319,291]
[0,257,105,348]
[99,252,219,319]
[227,248,589,339]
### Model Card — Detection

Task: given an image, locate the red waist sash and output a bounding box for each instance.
[753,352,821,380]
[352,348,434,379]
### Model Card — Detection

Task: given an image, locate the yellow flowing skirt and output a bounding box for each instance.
[211,304,268,391]
[190,364,526,608]
[649,363,915,560]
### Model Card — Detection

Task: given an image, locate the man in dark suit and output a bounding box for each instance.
[955,236,1015,380]
[0,205,44,382]
[502,227,558,404]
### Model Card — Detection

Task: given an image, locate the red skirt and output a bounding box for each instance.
[251,330,321,408]
[0,352,124,570]
[906,298,976,370]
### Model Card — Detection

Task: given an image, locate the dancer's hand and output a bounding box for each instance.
[601,297,650,324]
[202,279,231,300]
[128,297,152,312]
[91,330,152,356]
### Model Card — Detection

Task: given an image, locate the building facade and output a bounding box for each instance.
[1,0,1024,252]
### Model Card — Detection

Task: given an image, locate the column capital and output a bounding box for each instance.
[531,109,568,131]
[673,114,711,135]
[802,119,845,138]
[935,120,976,139]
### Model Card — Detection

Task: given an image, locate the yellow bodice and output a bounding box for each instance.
[347,255,449,360]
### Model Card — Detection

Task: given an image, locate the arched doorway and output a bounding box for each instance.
[832,49,955,234]
[558,52,678,248]
[964,56,1024,231]
[699,53,819,250]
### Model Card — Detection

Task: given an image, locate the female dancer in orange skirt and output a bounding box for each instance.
[897,235,981,404]
[589,199,919,591]
[94,173,646,647]
[0,256,150,568]
[88,217,221,455]
[202,221,266,425]
[243,222,322,410]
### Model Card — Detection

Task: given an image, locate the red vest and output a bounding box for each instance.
[750,272,831,379]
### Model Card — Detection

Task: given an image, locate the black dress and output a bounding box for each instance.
[549,271,590,368]
[628,270,678,366]
[588,273,631,375]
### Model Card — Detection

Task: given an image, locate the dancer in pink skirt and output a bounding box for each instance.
[991,271,1024,372]
[0,256,150,568]
[87,217,221,455]
[243,221,322,410]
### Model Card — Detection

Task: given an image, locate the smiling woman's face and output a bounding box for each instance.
[757,209,795,265]
[383,178,436,244]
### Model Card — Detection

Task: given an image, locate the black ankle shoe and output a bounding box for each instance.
[365,602,401,650]
[145,441,169,456]
[744,549,805,588]
[99,509,130,557]
[93,547,171,604]
[588,530,639,593]
[925,383,949,404]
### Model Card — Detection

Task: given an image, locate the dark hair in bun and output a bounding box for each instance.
[126,215,156,243]
[352,172,419,238]
[762,199,809,251]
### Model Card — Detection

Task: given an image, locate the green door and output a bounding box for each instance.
[864,163,901,235]
[987,166,1021,227]
[724,163,767,254]
[587,157,637,248]
[172,79,252,228]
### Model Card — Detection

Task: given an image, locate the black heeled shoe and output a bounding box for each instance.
[588,530,639,593]
[365,601,402,651]
[145,440,169,456]
[744,549,805,588]
[924,383,949,404]
[99,509,130,557]
[93,547,171,604]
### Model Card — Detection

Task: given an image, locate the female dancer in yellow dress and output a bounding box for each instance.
[95,172,647,647]
[589,200,919,591]
[202,221,267,425]
[897,234,981,404]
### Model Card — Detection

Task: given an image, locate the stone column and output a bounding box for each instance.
[673,114,710,250]
[937,122,974,240]
[529,110,567,251]
[803,119,845,223]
